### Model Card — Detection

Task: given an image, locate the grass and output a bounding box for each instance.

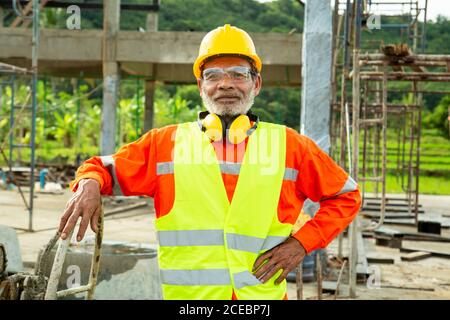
[361,174,450,195]
[336,129,450,195]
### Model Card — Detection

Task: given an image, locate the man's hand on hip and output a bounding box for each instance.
[58,179,101,242]
[252,237,307,285]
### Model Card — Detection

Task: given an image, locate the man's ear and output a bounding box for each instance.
[253,74,262,96]
[197,78,203,96]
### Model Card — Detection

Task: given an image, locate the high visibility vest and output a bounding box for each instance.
[155,121,292,300]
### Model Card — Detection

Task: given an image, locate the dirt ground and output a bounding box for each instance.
[1,189,449,300]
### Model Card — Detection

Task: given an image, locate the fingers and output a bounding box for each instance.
[90,205,101,234]
[253,250,273,272]
[58,200,76,233]
[77,207,95,242]
[275,268,291,285]
[61,206,82,240]
[253,254,278,280]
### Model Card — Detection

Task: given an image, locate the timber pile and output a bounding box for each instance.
[1,164,77,189]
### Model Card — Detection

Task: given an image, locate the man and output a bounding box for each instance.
[59,24,361,300]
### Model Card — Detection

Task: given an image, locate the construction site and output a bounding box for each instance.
[1,0,450,301]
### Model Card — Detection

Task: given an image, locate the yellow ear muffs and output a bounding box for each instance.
[202,113,223,142]
[228,114,251,144]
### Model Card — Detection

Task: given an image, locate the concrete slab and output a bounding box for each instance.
[0,224,23,273]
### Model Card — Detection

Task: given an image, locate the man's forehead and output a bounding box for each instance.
[202,56,252,69]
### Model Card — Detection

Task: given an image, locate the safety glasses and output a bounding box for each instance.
[202,66,256,83]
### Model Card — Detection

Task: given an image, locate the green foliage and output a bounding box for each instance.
[154,86,202,128]
[423,95,450,137]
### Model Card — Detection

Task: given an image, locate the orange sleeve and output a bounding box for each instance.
[70,129,158,197]
[69,157,113,194]
[292,136,361,253]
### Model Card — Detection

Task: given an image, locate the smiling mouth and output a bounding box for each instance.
[215,96,240,102]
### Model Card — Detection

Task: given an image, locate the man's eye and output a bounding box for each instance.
[205,73,221,81]
[230,72,247,80]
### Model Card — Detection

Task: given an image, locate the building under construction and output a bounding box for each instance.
[1,0,450,301]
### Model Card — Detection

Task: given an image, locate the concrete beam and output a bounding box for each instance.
[0,28,302,86]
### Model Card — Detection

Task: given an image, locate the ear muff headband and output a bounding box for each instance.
[198,111,259,144]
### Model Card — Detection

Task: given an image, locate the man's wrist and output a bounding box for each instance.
[79,178,100,190]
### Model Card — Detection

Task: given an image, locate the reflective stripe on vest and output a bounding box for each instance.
[157,161,299,182]
[156,121,291,300]
[158,230,288,253]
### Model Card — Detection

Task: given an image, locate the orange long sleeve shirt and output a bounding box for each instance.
[70,123,361,255]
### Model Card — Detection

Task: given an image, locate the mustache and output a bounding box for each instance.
[213,93,243,100]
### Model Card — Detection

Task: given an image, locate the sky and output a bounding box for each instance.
[257,0,450,21]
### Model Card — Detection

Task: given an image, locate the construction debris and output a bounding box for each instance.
[400,251,432,262]
[418,221,441,235]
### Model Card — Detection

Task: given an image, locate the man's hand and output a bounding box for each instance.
[58,179,102,242]
[252,237,307,285]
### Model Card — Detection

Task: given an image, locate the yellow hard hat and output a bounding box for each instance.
[193,24,262,79]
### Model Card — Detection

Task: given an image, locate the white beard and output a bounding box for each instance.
[201,87,255,116]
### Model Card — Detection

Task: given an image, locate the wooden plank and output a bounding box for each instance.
[401,251,432,262]
[400,241,450,259]
[356,232,369,275]
[367,256,395,264]
[374,226,450,242]
[361,211,416,219]
[362,207,424,214]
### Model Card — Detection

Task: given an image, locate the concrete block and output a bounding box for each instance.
[0,225,24,273]
[39,239,162,300]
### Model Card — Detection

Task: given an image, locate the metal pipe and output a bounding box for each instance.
[363,62,388,231]
[28,0,39,232]
[44,229,74,300]
[421,0,428,53]
[349,0,363,299]
[45,207,104,300]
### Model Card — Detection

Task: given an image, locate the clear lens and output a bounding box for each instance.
[202,66,253,83]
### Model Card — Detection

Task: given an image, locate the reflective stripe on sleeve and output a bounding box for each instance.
[335,175,358,196]
[100,155,123,196]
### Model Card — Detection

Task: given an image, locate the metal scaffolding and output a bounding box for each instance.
[0,0,40,231]
[328,0,450,298]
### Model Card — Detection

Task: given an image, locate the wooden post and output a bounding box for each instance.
[101,0,120,155]
[296,264,303,300]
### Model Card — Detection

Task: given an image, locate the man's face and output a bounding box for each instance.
[197,56,262,117]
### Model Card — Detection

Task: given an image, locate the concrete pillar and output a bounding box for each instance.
[300,0,333,216]
[146,12,158,32]
[143,11,158,132]
[0,6,4,29]
[101,0,120,155]
[144,80,155,132]
[300,0,332,152]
